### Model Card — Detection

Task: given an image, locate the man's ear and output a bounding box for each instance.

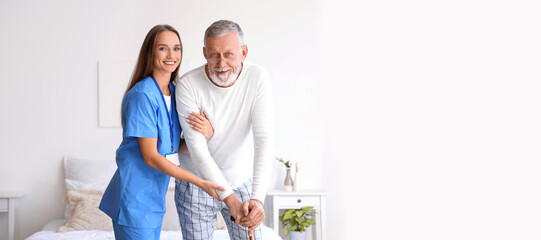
[241,45,248,61]
[202,47,208,59]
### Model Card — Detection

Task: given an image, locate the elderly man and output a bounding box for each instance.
[174,20,274,240]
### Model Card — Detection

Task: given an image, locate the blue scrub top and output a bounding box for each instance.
[99,76,182,228]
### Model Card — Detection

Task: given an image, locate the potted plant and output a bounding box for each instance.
[279,206,316,240]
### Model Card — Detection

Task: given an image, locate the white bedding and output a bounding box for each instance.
[26,219,281,240]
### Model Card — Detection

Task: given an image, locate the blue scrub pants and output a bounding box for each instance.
[112,221,162,240]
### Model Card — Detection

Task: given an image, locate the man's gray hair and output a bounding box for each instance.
[204,20,245,47]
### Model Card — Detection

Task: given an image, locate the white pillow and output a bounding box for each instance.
[63,156,117,191]
[63,156,117,219]
[64,156,175,189]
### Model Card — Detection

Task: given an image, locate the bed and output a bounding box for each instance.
[25,157,281,240]
[26,219,280,240]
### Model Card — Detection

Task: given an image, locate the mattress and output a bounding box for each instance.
[26,219,281,240]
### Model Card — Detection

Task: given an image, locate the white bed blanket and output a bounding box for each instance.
[26,219,281,240]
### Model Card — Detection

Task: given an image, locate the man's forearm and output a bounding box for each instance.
[223,193,244,222]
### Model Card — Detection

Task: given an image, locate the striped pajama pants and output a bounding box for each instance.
[175,179,262,240]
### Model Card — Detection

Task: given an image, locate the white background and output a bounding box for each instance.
[1,0,540,239]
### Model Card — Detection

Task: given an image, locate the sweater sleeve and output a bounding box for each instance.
[250,69,274,203]
[175,81,234,200]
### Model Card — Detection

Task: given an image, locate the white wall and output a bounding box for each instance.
[1,0,541,240]
[0,1,325,239]
[320,0,541,239]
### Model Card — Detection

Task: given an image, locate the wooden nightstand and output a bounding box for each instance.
[0,192,24,240]
[267,190,329,240]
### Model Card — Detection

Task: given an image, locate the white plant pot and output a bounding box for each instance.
[289,231,307,240]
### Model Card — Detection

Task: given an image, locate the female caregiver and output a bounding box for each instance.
[99,24,224,240]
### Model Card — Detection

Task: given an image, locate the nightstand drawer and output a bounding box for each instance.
[0,198,7,211]
[274,196,320,208]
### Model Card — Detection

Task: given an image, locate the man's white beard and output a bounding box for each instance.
[209,66,240,87]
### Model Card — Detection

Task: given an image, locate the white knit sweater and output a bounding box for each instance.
[175,62,274,202]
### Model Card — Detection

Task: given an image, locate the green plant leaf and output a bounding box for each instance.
[279,207,317,235]
[283,210,293,220]
[301,206,313,212]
